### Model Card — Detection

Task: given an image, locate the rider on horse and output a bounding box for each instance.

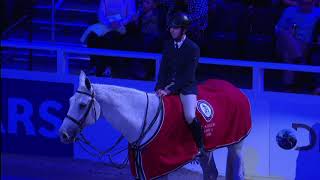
[155,12,205,154]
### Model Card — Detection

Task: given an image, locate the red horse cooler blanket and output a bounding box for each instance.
[129,79,252,179]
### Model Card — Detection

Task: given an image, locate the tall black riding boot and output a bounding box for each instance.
[189,117,205,155]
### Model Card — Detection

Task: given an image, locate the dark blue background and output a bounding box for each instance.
[1,78,74,157]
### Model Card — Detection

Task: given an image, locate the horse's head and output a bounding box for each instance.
[59,71,101,144]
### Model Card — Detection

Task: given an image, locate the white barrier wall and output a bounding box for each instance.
[1,40,320,179]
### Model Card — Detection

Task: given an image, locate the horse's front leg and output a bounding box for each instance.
[199,152,218,180]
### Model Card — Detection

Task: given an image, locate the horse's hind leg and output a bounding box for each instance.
[226,140,245,180]
[199,152,218,180]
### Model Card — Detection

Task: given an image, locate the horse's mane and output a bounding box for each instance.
[92,83,147,96]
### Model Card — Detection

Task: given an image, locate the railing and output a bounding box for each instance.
[51,0,56,41]
[2,39,320,95]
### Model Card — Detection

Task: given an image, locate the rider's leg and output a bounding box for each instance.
[179,94,205,154]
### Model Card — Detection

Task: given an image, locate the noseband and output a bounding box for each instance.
[65,90,97,129]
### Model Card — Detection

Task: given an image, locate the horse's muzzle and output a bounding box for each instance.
[60,132,73,144]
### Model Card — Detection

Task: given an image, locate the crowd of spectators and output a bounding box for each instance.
[80,0,320,94]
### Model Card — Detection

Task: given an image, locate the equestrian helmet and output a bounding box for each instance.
[168,12,190,29]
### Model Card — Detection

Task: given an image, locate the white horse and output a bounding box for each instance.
[59,71,246,180]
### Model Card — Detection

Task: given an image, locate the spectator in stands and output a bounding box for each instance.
[248,0,273,7]
[272,0,298,20]
[138,0,161,37]
[120,0,162,79]
[280,0,320,8]
[280,0,298,8]
[134,0,161,79]
[277,1,320,17]
[275,0,320,91]
[311,19,320,94]
[159,0,208,44]
[279,0,320,7]
[129,0,161,51]
[81,0,136,77]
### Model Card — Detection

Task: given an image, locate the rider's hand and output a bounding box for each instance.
[156,89,169,97]
[163,89,171,95]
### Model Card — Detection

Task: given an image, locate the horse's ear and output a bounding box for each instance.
[85,77,91,91]
[80,70,91,91]
[79,70,87,88]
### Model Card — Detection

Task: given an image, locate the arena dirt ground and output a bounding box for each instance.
[2,153,284,180]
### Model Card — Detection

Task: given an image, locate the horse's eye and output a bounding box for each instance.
[79,103,87,109]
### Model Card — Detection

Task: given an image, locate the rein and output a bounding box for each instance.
[130,93,163,149]
[129,93,163,179]
[65,89,127,168]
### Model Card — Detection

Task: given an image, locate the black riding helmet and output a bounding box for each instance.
[168,12,190,29]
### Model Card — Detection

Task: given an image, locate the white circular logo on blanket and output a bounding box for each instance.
[197,100,214,122]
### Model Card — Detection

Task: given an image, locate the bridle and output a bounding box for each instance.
[63,89,126,167]
[65,90,97,130]
[63,88,163,173]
